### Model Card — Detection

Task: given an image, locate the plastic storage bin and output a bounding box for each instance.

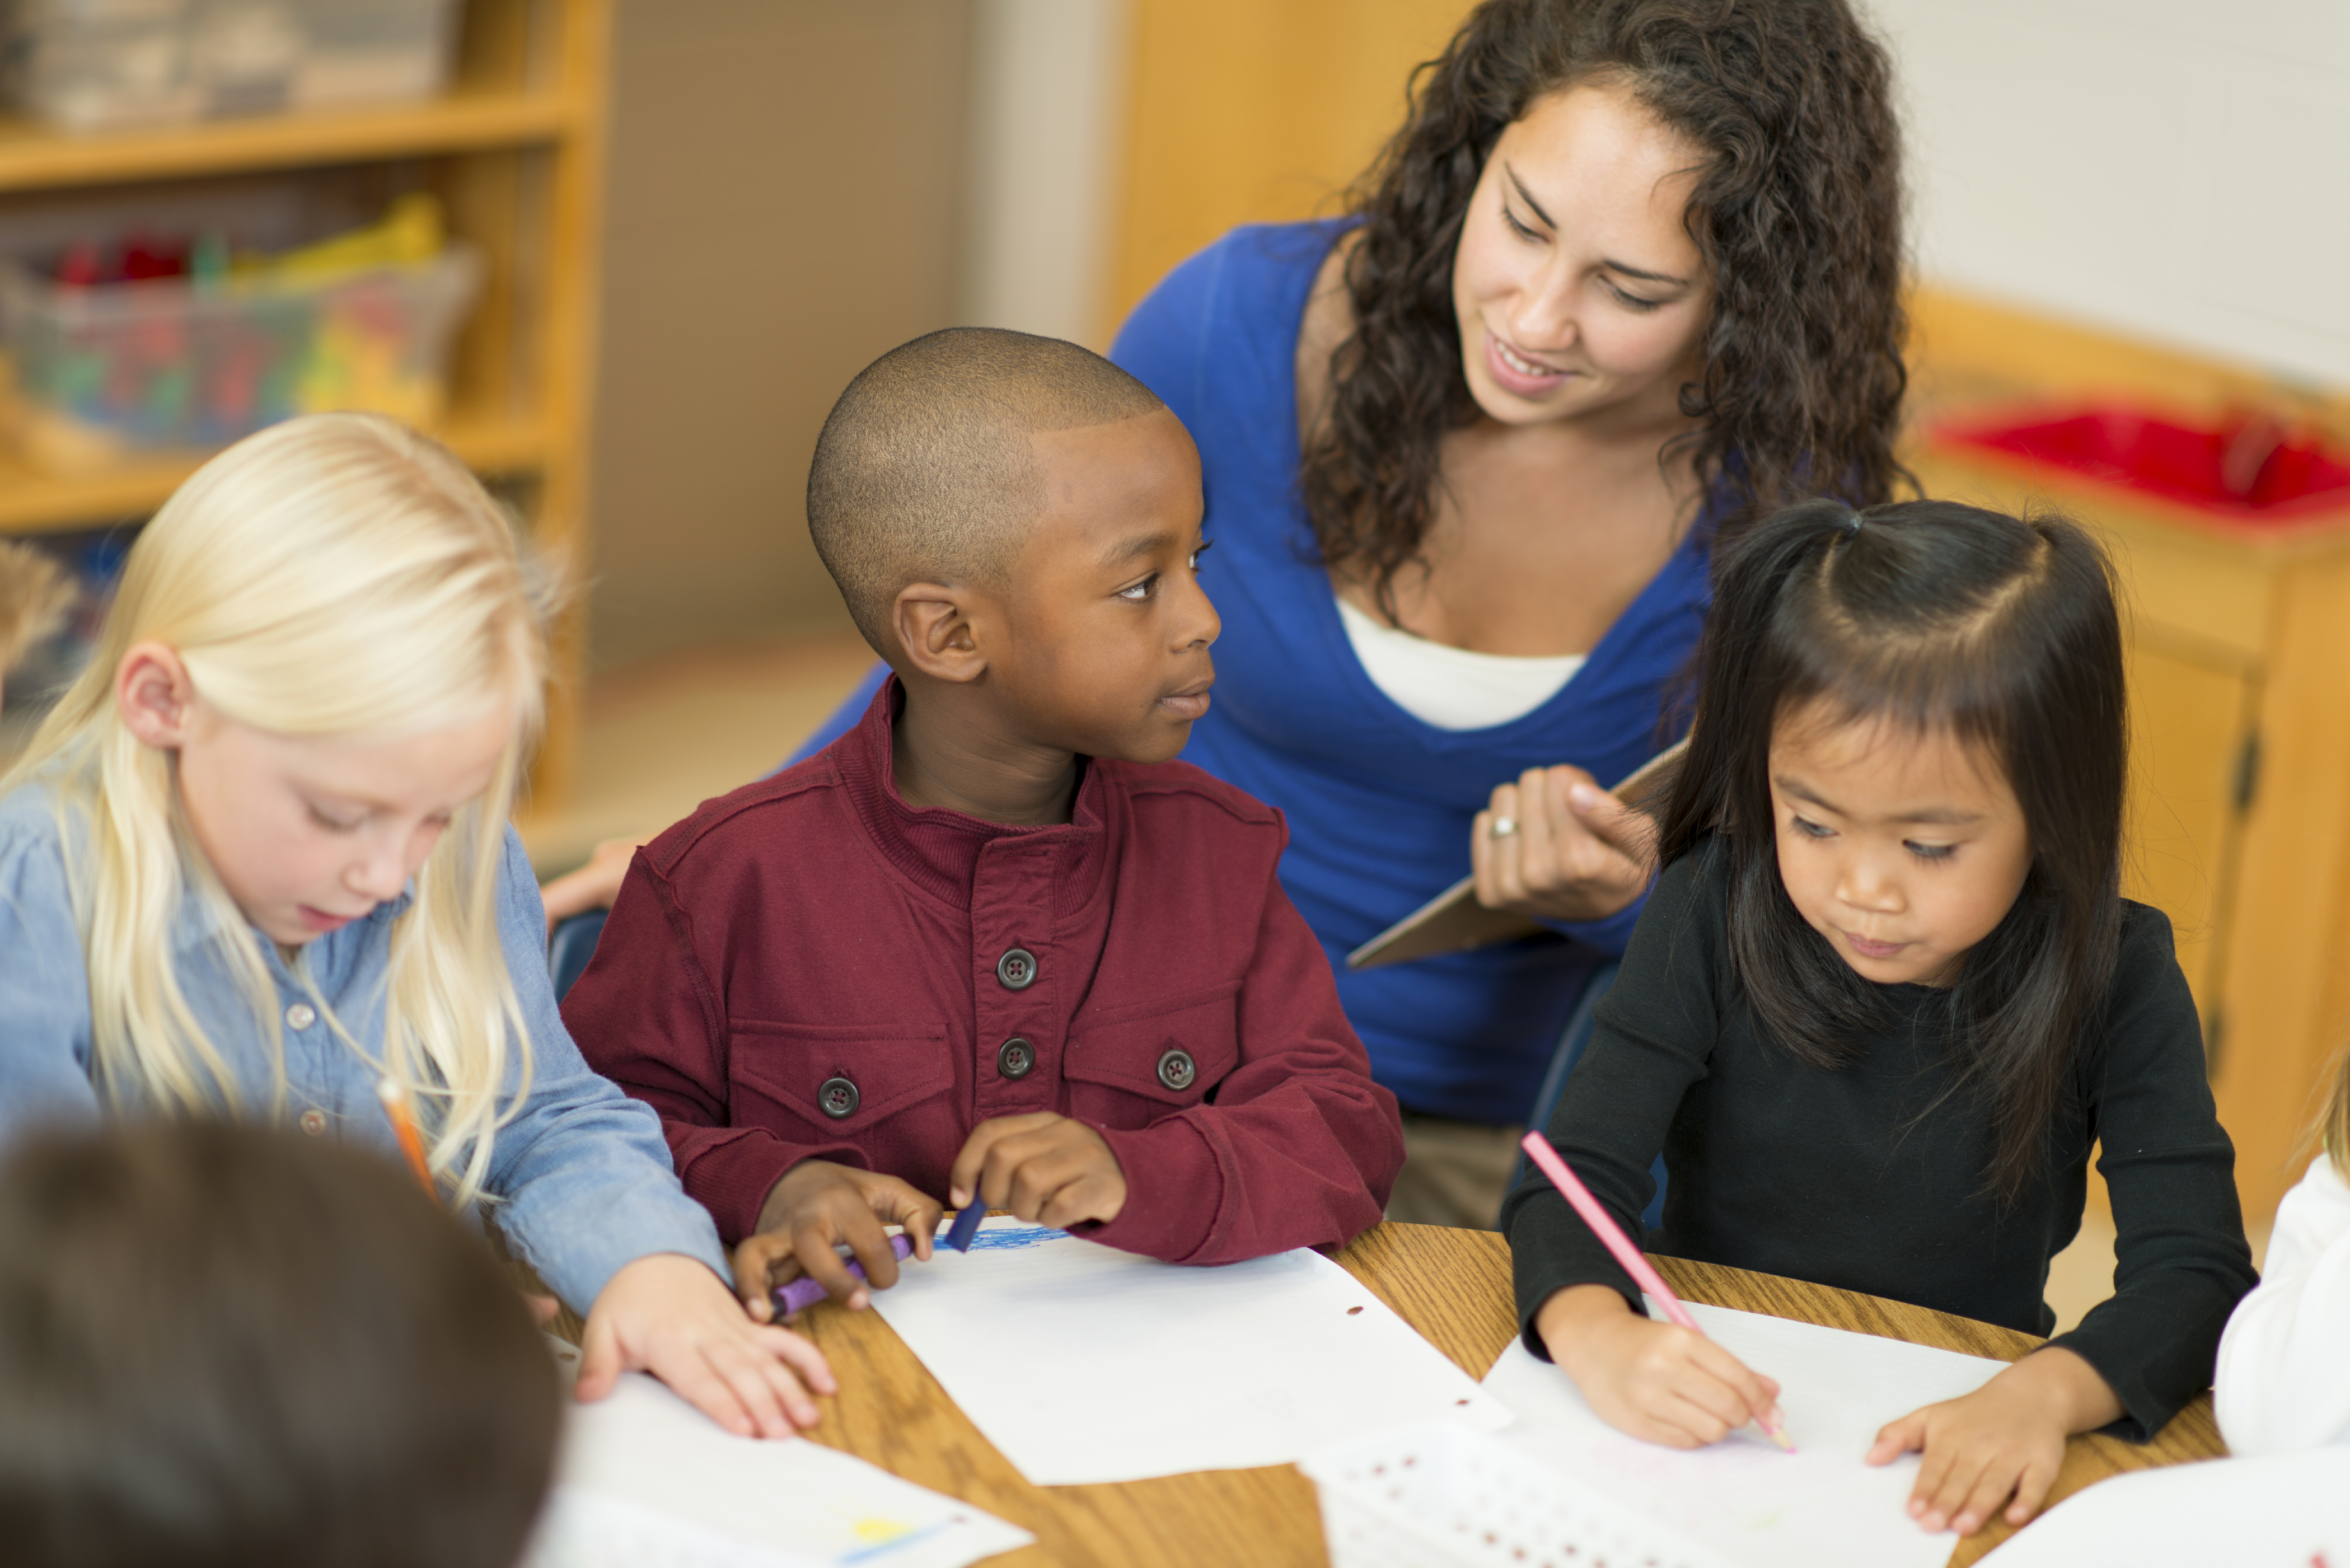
[0,242,480,472]
[1300,1422,1742,1568]
[0,0,463,132]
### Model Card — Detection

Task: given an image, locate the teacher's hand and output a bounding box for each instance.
[1471,766,1656,924]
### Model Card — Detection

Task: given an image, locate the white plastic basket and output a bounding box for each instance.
[1301,1421,1744,1568]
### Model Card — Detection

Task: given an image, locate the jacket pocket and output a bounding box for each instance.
[1064,981,1242,1128]
[727,1021,952,1134]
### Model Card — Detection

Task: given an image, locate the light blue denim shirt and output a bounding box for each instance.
[0,780,731,1312]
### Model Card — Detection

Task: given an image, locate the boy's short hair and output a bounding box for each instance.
[0,1120,560,1568]
[807,326,1166,652]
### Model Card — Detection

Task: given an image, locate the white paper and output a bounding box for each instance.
[1976,1448,2350,1567]
[523,1371,1033,1568]
[1482,1297,2008,1568]
[864,1217,1513,1485]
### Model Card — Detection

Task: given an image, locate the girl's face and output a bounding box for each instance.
[1767,704,2035,987]
[116,643,514,949]
[1450,81,1712,432]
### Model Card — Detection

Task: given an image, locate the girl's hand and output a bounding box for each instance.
[1537,1284,1785,1448]
[575,1252,837,1439]
[1472,766,1656,923]
[949,1112,1127,1232]
[735,1160,941,1317]
[1866,1346,2122,1534]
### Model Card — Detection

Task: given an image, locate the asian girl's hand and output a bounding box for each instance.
[1537,1284,1786,1447]
[575,1252,838,1438]
[735,1160,942,1316]
[1472,766,1656,923]
[1865,1346,2123,1534]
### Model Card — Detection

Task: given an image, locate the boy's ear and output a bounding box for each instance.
[890,584,988,685]
[115,640,200,748]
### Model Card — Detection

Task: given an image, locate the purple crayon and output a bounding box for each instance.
[769,1233,915,1316]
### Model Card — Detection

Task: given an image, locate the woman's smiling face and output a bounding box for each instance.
[1450,81,1712,432]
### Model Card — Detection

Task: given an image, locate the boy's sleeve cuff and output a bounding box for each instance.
[1083,1118,1227,1262]
[671,1126,809,1246]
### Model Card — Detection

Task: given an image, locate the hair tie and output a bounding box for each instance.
[1843,511,1864,535]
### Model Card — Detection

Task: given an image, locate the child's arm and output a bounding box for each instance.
[2215,1155,2350,1455]
[1867,905,2257,1535]
[0,808,111,1146]
[481,830,836,1436]
[1073,873,1405,1265]
[2040,906,2258,1439]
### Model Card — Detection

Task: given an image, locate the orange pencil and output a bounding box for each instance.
[376,1076,436,1195]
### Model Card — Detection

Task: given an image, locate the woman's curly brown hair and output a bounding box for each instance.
[1304,0,1912,620]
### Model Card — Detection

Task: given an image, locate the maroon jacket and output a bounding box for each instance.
[563,680,1404,1264]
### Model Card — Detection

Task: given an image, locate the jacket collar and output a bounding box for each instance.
[830,676,1110,913]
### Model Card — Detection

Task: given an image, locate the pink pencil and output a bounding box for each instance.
[1520,1131,1796,1454]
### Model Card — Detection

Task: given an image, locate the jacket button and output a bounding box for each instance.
[997,1037,1036,1080]
[995,948,1038,990]
[1157,1049,1196,1092]
[298,1108,327,1136]
[818,1076,860,1119]
[285,1002,317,1031]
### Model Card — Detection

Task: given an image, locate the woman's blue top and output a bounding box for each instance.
[797,220,1714,1125]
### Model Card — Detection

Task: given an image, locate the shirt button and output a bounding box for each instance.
[995,948,1038,990]
[818,1076,860,1119]
[285,1002,317,1031]
[997,1037,1036,1080]
[1157,1049,1196,1092]
[298,1108,327,1136]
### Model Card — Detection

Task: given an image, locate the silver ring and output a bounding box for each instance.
[1491,816,1518,838]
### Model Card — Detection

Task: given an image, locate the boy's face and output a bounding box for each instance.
[978,410,1217,765]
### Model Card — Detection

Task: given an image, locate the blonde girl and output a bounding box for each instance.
[0,413,835,1438]
[2216,1051,2350,1453]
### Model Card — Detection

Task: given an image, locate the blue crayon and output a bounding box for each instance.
[942,1203,986,1252]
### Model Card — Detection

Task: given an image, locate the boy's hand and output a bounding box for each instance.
[949,1112,1127,1230]
[1536,1283,1784,1448]
[736,1160,941,1317]
[1866,1346,2121,1535]
[575,1252,836,1439]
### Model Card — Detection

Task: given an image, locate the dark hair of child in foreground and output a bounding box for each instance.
[564,327,1405,1313]
[0,1121,559,1568]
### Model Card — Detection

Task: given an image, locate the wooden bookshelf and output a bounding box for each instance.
[0,0,611,808]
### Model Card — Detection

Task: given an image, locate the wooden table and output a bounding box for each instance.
[773,1222,2223,1567]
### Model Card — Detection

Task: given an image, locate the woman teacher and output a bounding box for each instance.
[545,0,1911,1228]
[1103,0,1909,1224]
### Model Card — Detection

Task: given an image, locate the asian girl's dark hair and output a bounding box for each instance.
[1305,0,1911,621]
[1656,499,2128,1200]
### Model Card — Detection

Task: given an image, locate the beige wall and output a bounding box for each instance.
[587,0,971,671]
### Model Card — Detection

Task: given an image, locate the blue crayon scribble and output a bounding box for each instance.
[964,1225,1067,1251]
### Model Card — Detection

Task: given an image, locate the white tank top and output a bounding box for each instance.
[1336,595,1585,732]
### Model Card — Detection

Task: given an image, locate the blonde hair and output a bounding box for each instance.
[1,414,555,1205]
[2323,1044,2350,1183]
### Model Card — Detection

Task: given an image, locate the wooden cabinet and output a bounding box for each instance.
[0,0,608,808]
[1907,289,2350,1226]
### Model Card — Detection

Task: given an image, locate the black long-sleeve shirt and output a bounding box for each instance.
[1504,837,2258,1440]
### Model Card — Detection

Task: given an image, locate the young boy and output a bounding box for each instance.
[0,1121,558,1568]
[565,328,1403,1313]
